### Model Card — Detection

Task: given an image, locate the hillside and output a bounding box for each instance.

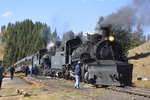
[0,44,4,60]
[128,40,150,87]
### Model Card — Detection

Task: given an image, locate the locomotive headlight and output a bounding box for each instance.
[108,36,115,42]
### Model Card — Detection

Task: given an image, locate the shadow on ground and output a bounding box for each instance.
[128,52,150,60]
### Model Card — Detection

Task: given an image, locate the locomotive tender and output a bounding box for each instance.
[14,27,133,86]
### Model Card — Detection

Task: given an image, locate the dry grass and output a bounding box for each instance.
[0,82,88,100]
[1,88,54,100]
[129,57,150,80]
[128,40,150,57]
[0,44,4,60]
[133,80,150,88]
[0,83,68,100]
[128,40,150,88]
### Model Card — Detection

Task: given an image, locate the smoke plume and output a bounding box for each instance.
[133,0,150,26]
[101,0,150,29]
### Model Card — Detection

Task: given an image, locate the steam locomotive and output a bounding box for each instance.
[14,27,133,86]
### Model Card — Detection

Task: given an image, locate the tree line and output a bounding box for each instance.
[0,18,147,68]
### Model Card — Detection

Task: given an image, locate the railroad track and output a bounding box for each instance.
[21,76,150,99]
[21,76,99,100]
[106,86,150,98]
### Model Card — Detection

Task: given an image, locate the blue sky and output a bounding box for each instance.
[1,0,149,37]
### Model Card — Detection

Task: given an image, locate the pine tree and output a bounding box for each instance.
[95,16,104,33]
[131,24,146,48]
[62,30,74,42]
[147,34,150,41]
[2,19,50,68]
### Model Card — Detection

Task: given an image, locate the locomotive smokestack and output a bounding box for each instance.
[100,27,110,39]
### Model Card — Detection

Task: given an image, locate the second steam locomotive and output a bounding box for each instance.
[14,27,133,86]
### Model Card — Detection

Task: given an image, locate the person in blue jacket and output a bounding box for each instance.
[0,61,5,89]
[74,61,82,89]
[32,64,39,77]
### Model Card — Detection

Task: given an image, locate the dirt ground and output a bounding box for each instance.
[0,76,149,100]
[0,77,60,100]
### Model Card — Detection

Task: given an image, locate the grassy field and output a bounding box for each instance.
[0,44,4,60]
[128,40,150,88]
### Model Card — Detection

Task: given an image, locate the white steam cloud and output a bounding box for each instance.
[46,42,54,49]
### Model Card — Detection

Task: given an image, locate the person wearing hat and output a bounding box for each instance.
[0,61,5,90]
[74,61,82,89]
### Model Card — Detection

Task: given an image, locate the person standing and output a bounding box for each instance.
[0,61,5,89]
[39,63,44,75]
[29,65,33,76]
[32,64,39,77]
[74,61,82,89]
[24,65,29,77]
[10,66,15,79]
[24,59,29,77]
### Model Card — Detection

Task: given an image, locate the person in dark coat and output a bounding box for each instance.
[29,65,33,76]
[24,65,29,77]
[24,59,29,77]
[74,61,82,89]
[0,61,5,89]
[32,64,39,77]
[10,66,15,79]
[39,63,44,75]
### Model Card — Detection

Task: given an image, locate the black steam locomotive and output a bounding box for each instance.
[14,27,133,86]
